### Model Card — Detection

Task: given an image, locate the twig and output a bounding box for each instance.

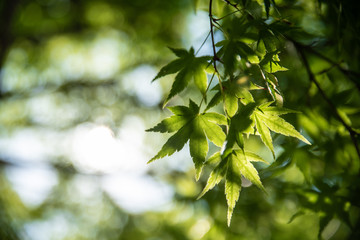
[209,0,220,70]
[296,45,360,161]
[294,40,360,92]
[195,31,211,56]
[221,0,240,11]
[209,0,225,116]
[199,72,216,108]
[213,10,241,21]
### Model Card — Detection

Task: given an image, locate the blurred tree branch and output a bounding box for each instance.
[295,42,360,161]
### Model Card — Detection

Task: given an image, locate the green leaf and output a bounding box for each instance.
[165,67,194,106]
[265,73,283,106]
[152,48,211,106]
[148,101,227,180]
[224,149,265,226]
[255,112,275,157]
[205,91,222,111]
[234,88,255,105]
[260,52,288,73]
[205,151,222,167]
[198,154,228,199]
[168,47,189,57]
[224,91,238,117]
[259,30,277,52]
[168,105,195,115]
[257,110,311,144]
[190,117,208,180]
[193,61,208,97]
[199,149,266,226]
[152,59,186,82]
[259,106,300,116]
[218,39,260,75]
[225,153,242,226]
[236,131,245,149]
[234,150,265,192]
[148,123,192,163]
[146,115,190,133]
[227,102,258,148]
[253,104,310,155]
[199,115,226,147]
[236,41,259,64]
[219,40,238,76]
[202,112,227,126]
[244,151,269,164]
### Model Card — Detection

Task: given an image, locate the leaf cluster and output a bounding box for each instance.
[148,12,310,224]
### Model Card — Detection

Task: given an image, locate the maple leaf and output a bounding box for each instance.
[152,47,213,106]
[147,100,227,180]
[198,149,267,226]
[217,39,259,76]
[225,102,258,150]
[206,80,255,116]
[253,103,311,157]
[260,51,288,73]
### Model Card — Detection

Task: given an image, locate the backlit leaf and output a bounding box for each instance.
[253,104,311,155]
[148,100,228,180]
[258,110,311,144]
[255,113,275,157]
[224,92,238,117]
[244,151,269,164]
[198,154,227,199]
[225,153,242,226]
[200,115,226,147]
[234,150,265,192]
[148,123,192,163]
[152,48,211,106]
[146,115,190,133]
[190,117,208,180]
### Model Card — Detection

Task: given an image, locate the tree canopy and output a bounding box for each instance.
[0,0,360,240]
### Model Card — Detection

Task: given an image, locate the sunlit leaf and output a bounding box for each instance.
[198,153,227,199]
[190,117,208,180]
[255,111,275,157]
[258,111,311,144]
[148,100,227,179]
[234,150,265,192]
[253,104,311,156]
[225,152,242,226]
[205,91,222,111]
[152,48,212,106]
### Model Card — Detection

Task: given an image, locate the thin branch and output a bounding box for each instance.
[209,0,220,69]
[212,21,227,38]
[221,0,240,11]
[195,31,211,56]
[296,45,360,161]
[293,40,360,92]
[199,72,216,108]
[209,0,224,96]
[213,10,241,21]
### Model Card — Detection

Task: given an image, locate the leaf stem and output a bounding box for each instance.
[195,31,211,56]
[199,72,216,109]
[213,9,241,21]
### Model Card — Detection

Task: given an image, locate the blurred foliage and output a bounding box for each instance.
[0,0,359,240]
